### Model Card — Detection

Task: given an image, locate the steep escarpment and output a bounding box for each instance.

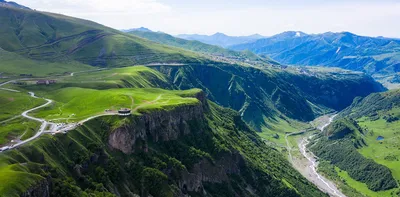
[0,93,326,197]
[109,97,206,154]
[21,179,50,197]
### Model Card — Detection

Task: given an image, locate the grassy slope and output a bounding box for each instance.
[0,89,45,121]
[314,90,400,197]
[0,162,44,197]
[0,89,45,144]
[62,66,172,89]
[0,101,326,197]
[0,48,94,77]
[153,64,383,145]
[30,87,200,122]
[0,6,206,76]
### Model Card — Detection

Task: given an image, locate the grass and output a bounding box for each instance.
[357,114,400,182]
[0,162,44,197]
[61,66,170,88]
[0,6,206,78]
[0,89,46,121]
[29,87,201,122]
[0,90,45,144]
[335,166,397,197]
[257,117,308,146]
[0,117,41,145]
[0,48,94,77]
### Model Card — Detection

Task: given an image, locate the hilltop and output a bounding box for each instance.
[0,6,205,76]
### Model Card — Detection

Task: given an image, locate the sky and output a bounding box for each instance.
[14,0,400,38]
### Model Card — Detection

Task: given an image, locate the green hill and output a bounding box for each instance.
[152,64,384,141]
[0,3,391,197]
[309,90,400,197]
[0,6,205,76]
[0,91,326,197]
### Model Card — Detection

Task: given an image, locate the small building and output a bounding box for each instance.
[13,81,26,85]
[118,108,131,116]
[36,80,56,85]
[20,74,33,77]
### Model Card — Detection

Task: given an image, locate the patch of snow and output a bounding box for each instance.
[336,47,341,54]
[295,32,301,37]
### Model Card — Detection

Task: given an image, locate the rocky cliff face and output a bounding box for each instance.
[107,92,247,195]
[177,152,244,193]
[108,92,207,154]
[21,179,50,197]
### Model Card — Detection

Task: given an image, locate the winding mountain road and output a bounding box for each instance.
[0,80,165,152]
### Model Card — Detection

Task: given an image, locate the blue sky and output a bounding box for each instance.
[15,0,400,37]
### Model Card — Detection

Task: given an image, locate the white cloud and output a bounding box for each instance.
[17,0,171,14]
[13,0,400,38]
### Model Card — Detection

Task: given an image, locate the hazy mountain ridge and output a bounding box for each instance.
[128,29,272,63]
[177,32,265,47]
[229,31,400,76]
[0,0,30,10]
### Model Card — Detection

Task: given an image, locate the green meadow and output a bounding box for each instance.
[335,166,397,197]
[0,90,45,144]
[62,66,170,88]
[0,48,94,77]
[0,89,46,121]
[31,87,201,122]
[357,115,400,182]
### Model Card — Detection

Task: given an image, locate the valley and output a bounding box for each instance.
[0,1,399,197]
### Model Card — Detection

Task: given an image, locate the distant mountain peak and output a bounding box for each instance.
[0,0,30,10]
[272,31,307,39]
[212,32,228,37]
[121,27,152,33]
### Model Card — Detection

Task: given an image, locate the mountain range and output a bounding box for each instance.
[229,31,400,77]
[177,32,265,48]
[128,29,277,65]
[0,2,399,197]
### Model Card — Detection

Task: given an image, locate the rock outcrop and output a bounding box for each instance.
[107,91,246,194]
[108,92,207,154]
[21,179,50,197]
[178,152,244,193]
